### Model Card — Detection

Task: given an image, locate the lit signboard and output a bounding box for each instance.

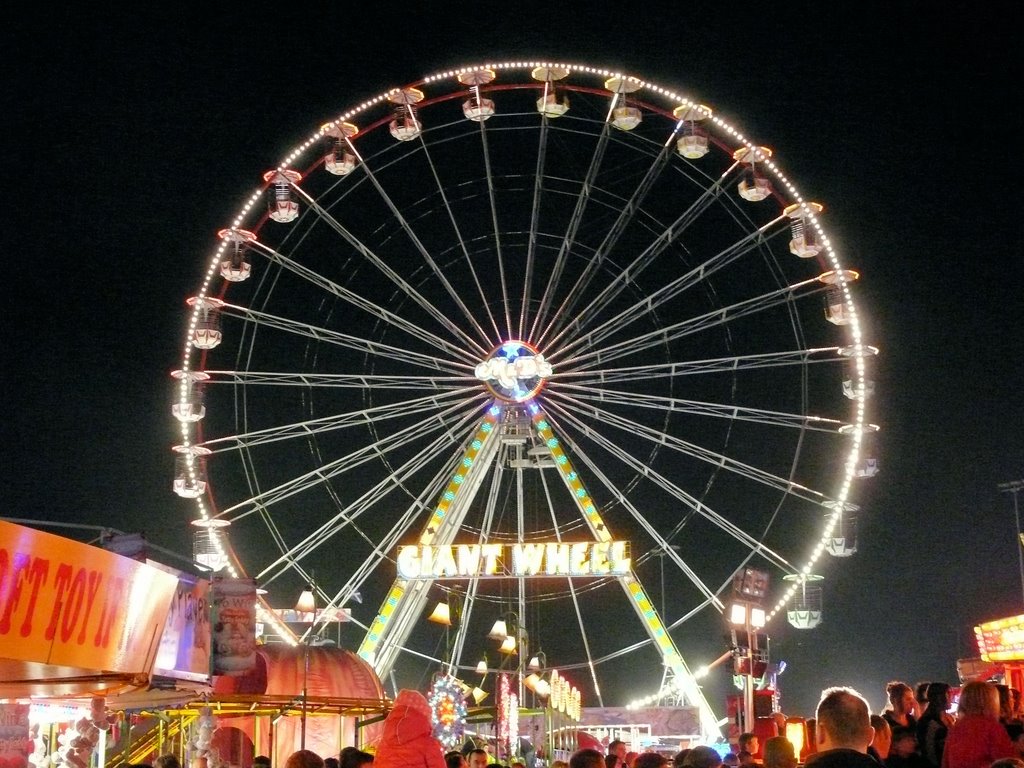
[396,541,631,580]
[975,614,1024,661]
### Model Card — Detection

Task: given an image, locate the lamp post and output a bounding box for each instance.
[999,480,1024,608]
[295,581,316,752]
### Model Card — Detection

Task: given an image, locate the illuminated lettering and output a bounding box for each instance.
[481,544,502,574]
[512,543,545,575]
[457,545,481,574]
[397,546,420,578]
[570,542,589,573]
[545,543,569,574]
[396,541,631,579]
[434,546,458,577]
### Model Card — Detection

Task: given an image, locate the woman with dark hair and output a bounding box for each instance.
[916,682,954,768]
[885,682,919,732]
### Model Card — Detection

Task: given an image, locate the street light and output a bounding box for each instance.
[295,580,316,751]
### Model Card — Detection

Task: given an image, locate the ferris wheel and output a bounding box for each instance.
[173,61,877,741]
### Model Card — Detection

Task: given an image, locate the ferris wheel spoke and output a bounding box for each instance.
[560,274,825,370]
[255,409,479,584]
[293,184,490,355]
[251,239,481,365]
[553,347,850,385]
[544,397,808,568]
[219,302,471,373]
[199,388,482,453]
[516,113,552,340]
[540,157,737,349]
[560,384,848,432]
[413,132,503,343]
[547,390,831,506]
[536,137,683,346]
[284,446,463,594]
[473,117,515,339]
[218,396,485,524]
[203,369,473,391]
[543,409,724,608]
[527,105,617,342]
[551,214,788,361]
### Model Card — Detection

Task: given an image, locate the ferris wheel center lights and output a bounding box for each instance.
[396,541,631,579]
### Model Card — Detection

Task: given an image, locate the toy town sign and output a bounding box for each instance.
[397,541,631,580]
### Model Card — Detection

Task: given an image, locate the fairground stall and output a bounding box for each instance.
[0,520,392,768]
[958,613,1024,691]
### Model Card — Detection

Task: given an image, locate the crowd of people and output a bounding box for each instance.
[566,680,1024,768]
[142,680,1024,768]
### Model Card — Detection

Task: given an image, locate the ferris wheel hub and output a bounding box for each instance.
[473,340,552,403]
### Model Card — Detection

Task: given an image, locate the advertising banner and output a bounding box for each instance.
[153,574,211,683]
[0,520,178,681]
[210,576,257,676]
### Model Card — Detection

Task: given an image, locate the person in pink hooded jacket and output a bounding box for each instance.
[373,689,447,768]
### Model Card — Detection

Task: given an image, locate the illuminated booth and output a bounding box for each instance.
[957,613,1024,692]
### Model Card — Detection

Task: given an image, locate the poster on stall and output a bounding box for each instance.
[153,573,211,683]
[210,576,257,676]
[0,703,30,768]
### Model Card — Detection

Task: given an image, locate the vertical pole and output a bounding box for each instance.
[1000,482,1024,609]
[1015,488,1024,609]
[745,617,755,737]
[301,638,309,751]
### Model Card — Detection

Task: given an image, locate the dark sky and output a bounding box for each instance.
[4,3,1022,721]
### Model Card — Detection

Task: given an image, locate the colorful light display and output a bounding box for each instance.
[429,675,467,749]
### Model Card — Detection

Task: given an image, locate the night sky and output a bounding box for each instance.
[4,3,1022,721]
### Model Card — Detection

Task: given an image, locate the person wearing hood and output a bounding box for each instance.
[372,689,447,768]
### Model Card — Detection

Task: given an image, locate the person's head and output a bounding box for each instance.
[253,757,272,768]
[738,733,759,757]
[925,682,950,713]
[609,741,628,761]
[324,758,340,768]
[155,756,181,768]
[445,751,468,768]
[763,736,797,768]
[886,681,915,716]
[890,727,918,758]
[682,745,722,768]
[285,752,325,768]
[338,747,373,768]
[673,749,691,768]
[990,760,1024,768]
[870,714,892,759]
[635,754,670,768]
[571,749,607,768]
[957,680,1000,719]
[722,754,739,768]
[467,749,490,768]
[512,762,527,768]
[815,686,874,752]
